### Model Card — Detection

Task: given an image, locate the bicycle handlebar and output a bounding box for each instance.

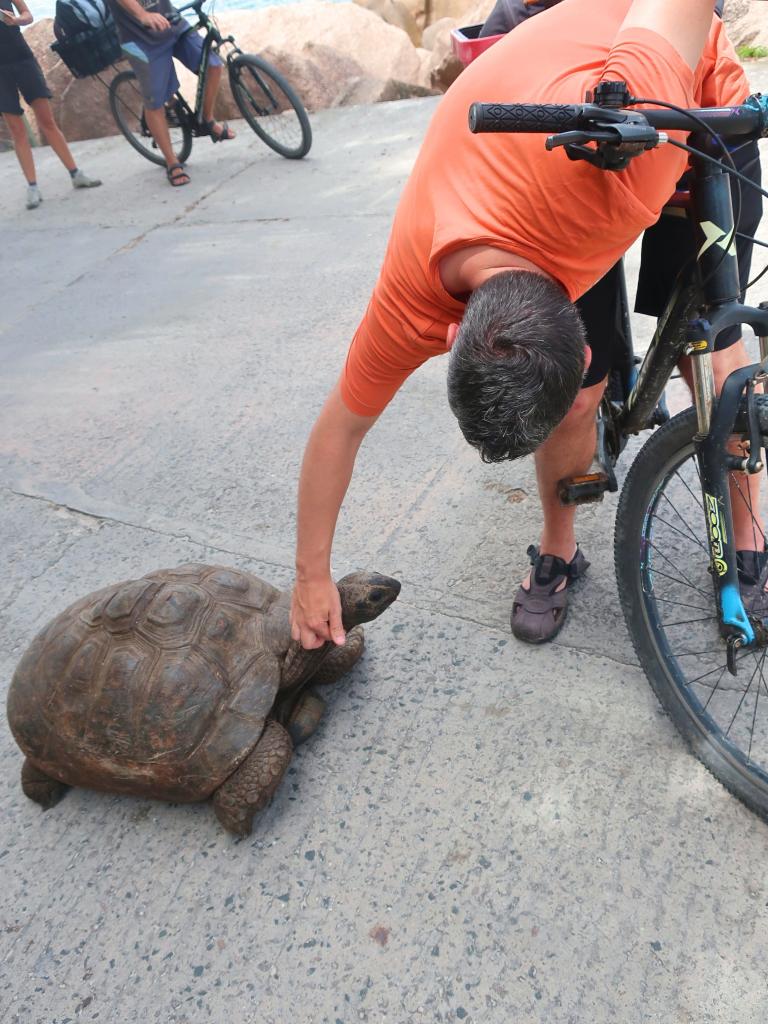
[468,94,768,141]
[173,0,206,15]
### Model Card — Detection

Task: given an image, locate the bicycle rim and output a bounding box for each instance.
[616,408,768,816]
[229,55,312,159]
[109,71,192,168]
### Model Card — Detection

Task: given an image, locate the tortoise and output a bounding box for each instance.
[7,563,400,836]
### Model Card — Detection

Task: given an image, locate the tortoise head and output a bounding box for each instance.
[336,571,401,631]
[278,571,400,694]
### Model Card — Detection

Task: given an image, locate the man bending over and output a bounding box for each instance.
[290,0,763,650]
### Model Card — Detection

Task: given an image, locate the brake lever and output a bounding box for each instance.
[547,121,664,171]
[545,129,620,150]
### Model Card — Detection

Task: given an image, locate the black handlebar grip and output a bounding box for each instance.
[468,102,583,134]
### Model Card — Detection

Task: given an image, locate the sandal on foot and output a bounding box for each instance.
[166,163,190,187]
[206,120,235,143]
[511,544,590,644]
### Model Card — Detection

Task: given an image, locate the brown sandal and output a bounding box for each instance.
[511,544,590,644]
[166,163,190,187]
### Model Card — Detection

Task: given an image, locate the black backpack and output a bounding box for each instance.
[53,0,114,42]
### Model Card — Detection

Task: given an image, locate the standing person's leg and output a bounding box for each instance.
[17,56,100,190]
[28,97,76,170]
[0,63,41,207]
[29,99,101,188]
[2,112,36,181]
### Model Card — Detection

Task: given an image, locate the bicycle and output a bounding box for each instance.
[470,86,768,820]
[108,0,312,166]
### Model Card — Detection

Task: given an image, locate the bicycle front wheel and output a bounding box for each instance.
[229,55,312,159]
[615,406,768,819]
[109,70,193,167]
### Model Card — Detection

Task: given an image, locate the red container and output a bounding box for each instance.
[450,24,504,67]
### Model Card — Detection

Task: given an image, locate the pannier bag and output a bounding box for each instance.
[51,0,122,79]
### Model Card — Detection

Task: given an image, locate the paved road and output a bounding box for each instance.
[1,65,767,1023]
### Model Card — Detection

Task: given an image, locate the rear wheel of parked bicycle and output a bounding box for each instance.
[615,405,768,820]
[228,54,312,159]
[109,70,193,167]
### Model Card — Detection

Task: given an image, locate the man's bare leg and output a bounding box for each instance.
[143,106,189,182]
[202,65,234,139]
[511,379,606,642]
[532,378,607,564]
[679,339,764,551]
[3,112,37,182]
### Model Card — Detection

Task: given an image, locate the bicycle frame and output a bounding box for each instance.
[614,139,768,660]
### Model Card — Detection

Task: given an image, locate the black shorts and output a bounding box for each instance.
[580,139,763,388]
[0,56,52,116]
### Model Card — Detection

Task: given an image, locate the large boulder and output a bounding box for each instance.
[723,0,768,49]
[177,2,436,116]
[21,20,122,142]
[422,15,457,50]
[353,0,422,46]
[401,0,493,30]
[424,0,494,90]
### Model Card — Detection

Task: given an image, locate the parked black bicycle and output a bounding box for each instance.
[470,86,768,820]
[108,0,312,165]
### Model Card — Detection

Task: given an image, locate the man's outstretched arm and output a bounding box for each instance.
[291,384,379,650]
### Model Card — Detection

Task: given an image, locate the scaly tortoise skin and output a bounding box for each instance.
[7,563,400,836]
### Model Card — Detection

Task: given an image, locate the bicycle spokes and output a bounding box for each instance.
[642,444,768,769]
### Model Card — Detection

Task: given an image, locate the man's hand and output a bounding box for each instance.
[141,11,170,30]
[1,9,18,24]
[290,576,346,650]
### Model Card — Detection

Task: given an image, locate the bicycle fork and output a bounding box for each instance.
[687,150,768,671]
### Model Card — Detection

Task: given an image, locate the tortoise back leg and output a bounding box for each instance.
[21,759,69,810]
[212,719,293,837]
[286,688,327,747]
[311,625,365,686]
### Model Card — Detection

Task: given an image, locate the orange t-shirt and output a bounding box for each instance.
[340,0,747,417]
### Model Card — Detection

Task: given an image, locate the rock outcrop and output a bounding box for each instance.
[353,0,422,46]
[16,0,768,146]
[724,0,768,50]
[184,2,435,115]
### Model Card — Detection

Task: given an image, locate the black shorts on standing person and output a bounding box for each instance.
[0,0,101,209]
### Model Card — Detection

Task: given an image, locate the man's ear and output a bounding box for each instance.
[584,343,592,372]
[446,323,460,349]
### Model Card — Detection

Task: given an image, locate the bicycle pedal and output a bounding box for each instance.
[557,472,611,506]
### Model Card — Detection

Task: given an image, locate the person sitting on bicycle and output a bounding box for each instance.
[288,0,764,652]
[107,0,235,186]
[0,0,101,209]
[468,0,763,643]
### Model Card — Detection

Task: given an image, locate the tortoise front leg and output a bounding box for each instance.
[21,758,69,810]
[310,625,365,686]
[212,720,293,837]
[285,688,327,747]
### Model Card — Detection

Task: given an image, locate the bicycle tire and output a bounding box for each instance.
[228,54,312,159]
[109,70,193,168]
[615,405,768,820]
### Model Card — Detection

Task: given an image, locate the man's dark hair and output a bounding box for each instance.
[447,270,586,462]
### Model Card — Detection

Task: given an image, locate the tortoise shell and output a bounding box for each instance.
[7,564,292,802]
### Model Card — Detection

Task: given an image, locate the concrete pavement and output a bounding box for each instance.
[1,66,768,1023]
